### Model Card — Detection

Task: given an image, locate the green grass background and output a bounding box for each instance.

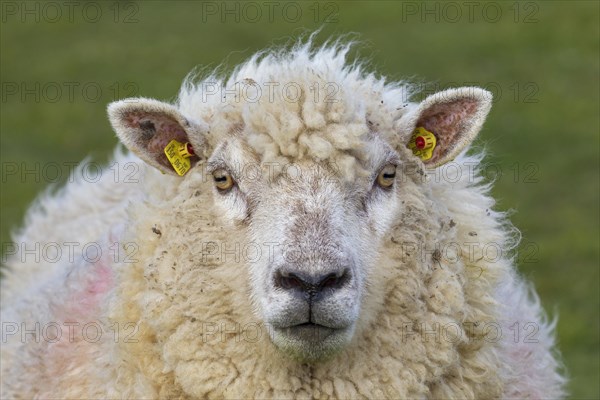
[1,1,598,397]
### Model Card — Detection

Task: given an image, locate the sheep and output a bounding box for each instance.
[0,40,566,399]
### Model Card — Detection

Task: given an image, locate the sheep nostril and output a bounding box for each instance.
[318,270,349,290]
[275,271,305,290]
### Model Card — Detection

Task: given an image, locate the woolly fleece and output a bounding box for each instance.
[0,40,565,399]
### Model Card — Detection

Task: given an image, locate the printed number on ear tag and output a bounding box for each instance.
[164,139,195,176]
[408,127,437,161]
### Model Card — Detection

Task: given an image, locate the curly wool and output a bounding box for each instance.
[177,40,412,180]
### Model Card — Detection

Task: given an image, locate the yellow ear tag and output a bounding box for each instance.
[164,139,195,176]
[408,127,437,161]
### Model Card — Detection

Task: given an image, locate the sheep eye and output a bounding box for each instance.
[376,164,396,188]
[212,169,234,192]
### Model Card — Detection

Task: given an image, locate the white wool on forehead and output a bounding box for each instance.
[177,40,414,179]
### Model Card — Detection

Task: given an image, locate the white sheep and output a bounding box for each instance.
[0,40,566,399]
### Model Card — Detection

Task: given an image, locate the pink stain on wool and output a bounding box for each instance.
[58,259,115,321]
[86,261,114,296]
[42,243,117,385]
[54,233,120,321]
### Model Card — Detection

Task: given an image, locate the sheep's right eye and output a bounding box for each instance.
[212,169,234,192]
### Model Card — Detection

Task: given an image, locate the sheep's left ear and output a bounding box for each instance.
[396,87,492,167]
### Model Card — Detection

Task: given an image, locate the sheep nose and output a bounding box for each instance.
[274,268,350,299]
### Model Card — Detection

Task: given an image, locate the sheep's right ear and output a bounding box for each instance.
[107,98,209,175]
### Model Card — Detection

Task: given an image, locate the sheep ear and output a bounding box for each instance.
[397,87,492,167]
[107,98,208,175]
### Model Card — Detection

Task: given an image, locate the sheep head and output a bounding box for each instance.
[107,86,492,364]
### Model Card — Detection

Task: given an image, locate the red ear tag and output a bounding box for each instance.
[178,143,195,158]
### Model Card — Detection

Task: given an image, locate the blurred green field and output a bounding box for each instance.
[1,1,598,398]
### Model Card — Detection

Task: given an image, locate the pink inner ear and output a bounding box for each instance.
[417,99,478,164]
[124,112,192,169]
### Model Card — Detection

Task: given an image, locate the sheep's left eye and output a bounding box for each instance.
[376,164,396,188]
[213,169,234,192]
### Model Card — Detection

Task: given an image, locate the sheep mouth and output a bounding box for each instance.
[269,322,354,362]
[283,322,339,341]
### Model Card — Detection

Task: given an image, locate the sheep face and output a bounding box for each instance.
[108,86,492,363]
[204,135,402,361]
